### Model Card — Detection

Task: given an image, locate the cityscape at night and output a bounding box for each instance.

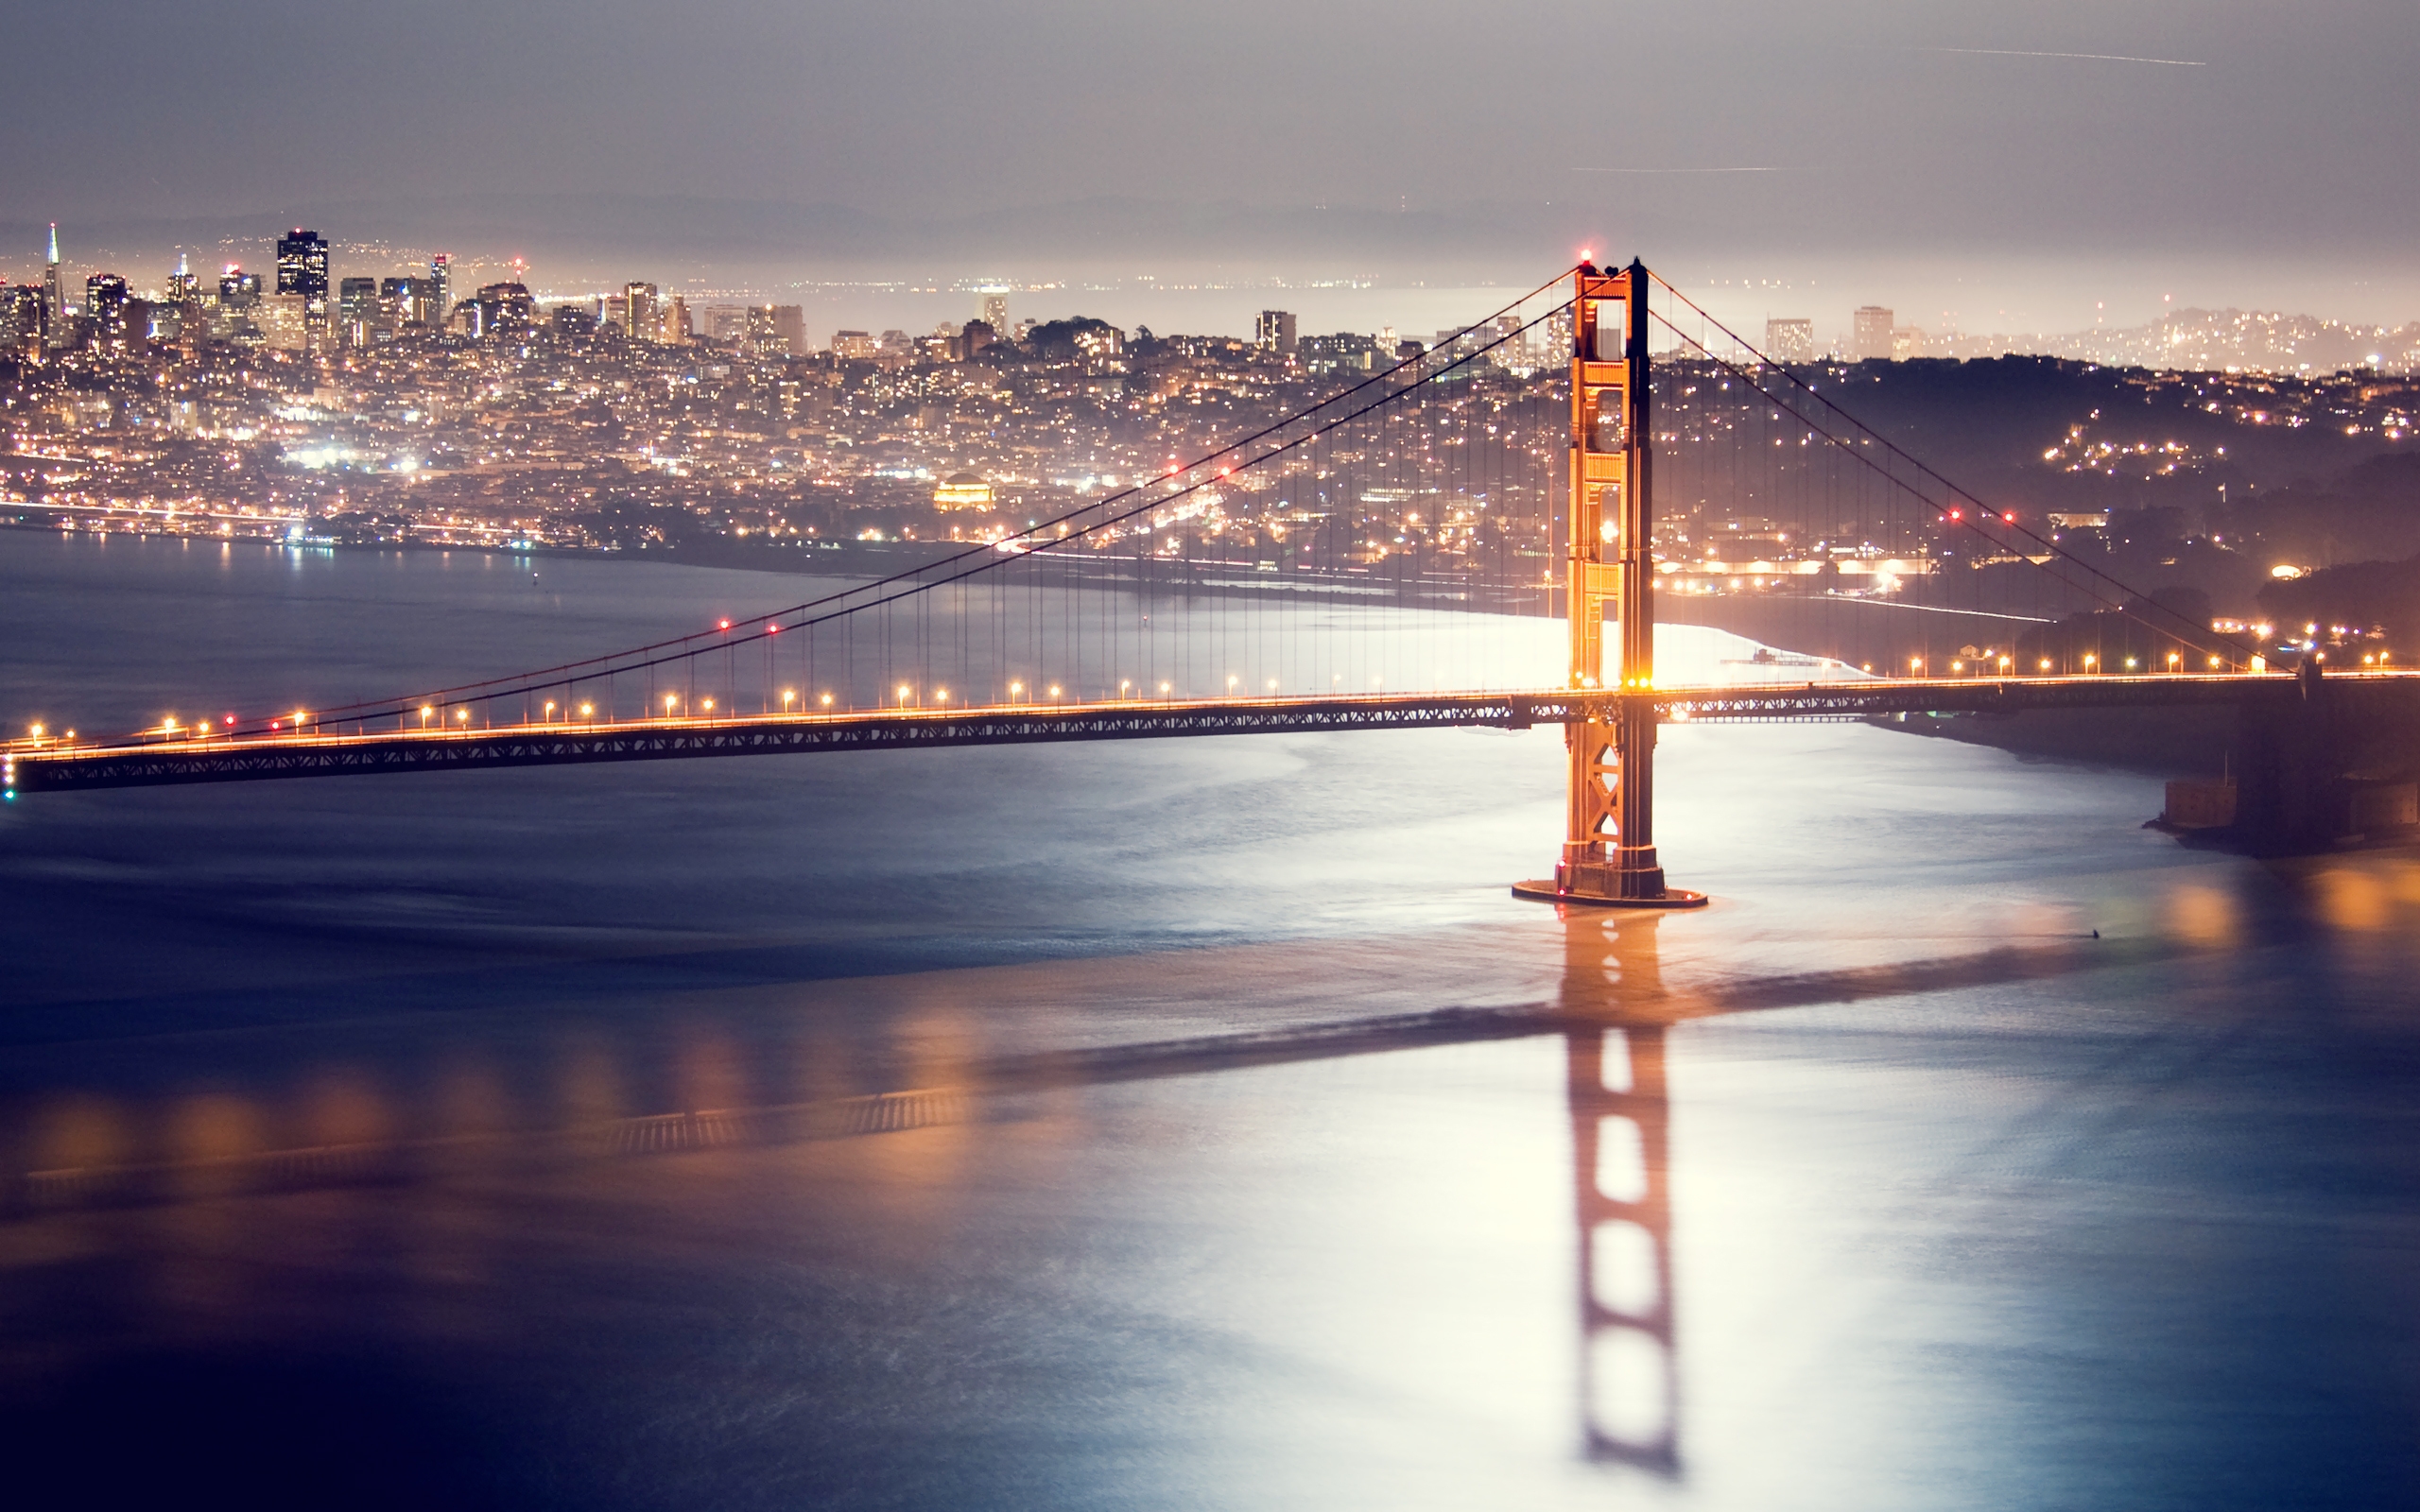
[6,4,2420,1509]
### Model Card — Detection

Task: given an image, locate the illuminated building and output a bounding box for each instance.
[623,282,657,341]
[0,284,41,352]
[980,293,1008,339]
[214,266,263,341]
[744,304,804,357]
[381,275,432,332]
[472,282,536,339]
[167,251,199,302]
[932,472,994,510]
[1300,332,1379,375]
[259,294,313,351]
[83,272,128,322]
[339,276,380,347]
[276,229,330,345]
[429,252,453,327]
[833,329,877,360]
[42,224,66,349]
[1255,310,1297,354]
[662,296,691,345]
[1764,318,1814,362]
[1854,305,1894,362]
[82,274,137,352]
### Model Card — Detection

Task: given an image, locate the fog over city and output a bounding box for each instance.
[6,2,2418,333]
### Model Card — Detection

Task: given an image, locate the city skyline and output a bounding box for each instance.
[4,4,2416,329]
[13,215,2420,376]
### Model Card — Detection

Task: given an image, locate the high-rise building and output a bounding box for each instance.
[1255,310,1298,354]
[258,295,313,352]
[623,282,657,341]
[1764,318,1815,362]
[338,276,380,347]
[83,273,133,351]
[1853,305,1894,362]
[42,224,66,349]
[167,251,199,303]
[215,266,264,342]
[428,253,453,328]
[743,303,804,356]
[83,271,125,320]
[381,275,432,332]
[0,284,42,352]
[473,281,535,339]
[979,294,1008,339]
[661,297,691,346]
[276,230,330,349]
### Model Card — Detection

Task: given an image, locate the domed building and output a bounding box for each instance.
[932,472,994,511]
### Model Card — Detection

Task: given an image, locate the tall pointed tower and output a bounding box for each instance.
[42,224,65,348]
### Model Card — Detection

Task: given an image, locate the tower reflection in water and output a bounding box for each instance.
[1559,909,1681,1474]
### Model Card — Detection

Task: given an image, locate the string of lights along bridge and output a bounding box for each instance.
[9,262,2406,902]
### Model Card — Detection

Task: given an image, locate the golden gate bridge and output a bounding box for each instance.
[9,262,2415,887]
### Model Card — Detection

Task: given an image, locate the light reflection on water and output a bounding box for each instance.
[4,531,2420,1506]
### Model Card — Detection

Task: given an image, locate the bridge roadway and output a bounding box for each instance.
[8,671,2417,794]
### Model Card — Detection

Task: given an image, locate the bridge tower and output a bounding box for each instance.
[1518,262,1705,908]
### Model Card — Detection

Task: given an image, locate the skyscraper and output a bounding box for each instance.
[1764,318,1815,362]
[83,273,133,351]
[218,266,262,306]
[1255,310,1298,354]
[167,250,199,303]
[380,276,427,332]
[42,224,66,349]
[980,293,1008,339]
[338,276,379,347]
[0,285,41,353]
[429,253,453,328]
[1853,306,1895,363]
[623,282,658,341]
[276,229,330,347]
[83,272,127,320]
[216,265,263,342]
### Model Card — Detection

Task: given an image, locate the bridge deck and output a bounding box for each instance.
[7,673,2413,793]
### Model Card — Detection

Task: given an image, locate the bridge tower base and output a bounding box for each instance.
[1516,262,1705,911]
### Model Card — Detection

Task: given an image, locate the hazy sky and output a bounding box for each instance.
[6,2,2415,330]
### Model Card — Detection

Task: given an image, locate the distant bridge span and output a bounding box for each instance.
[13,264,2417,879]
[12,673,2415,794]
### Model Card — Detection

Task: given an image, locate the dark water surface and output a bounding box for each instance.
[2,529,2416,1508]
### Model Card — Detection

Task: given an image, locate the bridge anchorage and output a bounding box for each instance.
[1514,263,1704,910]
